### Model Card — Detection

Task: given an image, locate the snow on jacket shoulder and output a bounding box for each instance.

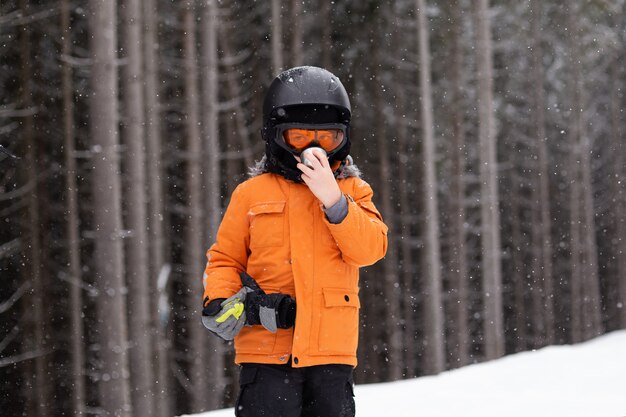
[203,172,388,367]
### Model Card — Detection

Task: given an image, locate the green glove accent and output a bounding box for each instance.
[215,299,244,323]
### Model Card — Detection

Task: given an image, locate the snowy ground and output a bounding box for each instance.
[180,330,626,417]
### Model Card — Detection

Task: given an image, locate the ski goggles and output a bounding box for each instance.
[275,123,347,154]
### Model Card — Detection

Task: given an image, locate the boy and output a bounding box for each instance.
[202,66,388,417]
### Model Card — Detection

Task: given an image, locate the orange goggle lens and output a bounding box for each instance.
[282,129,344,152]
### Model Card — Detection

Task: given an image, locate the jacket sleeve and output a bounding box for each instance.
[203,184,249,304]
[324,178,388,266]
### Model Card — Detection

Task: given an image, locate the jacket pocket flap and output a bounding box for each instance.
[323,288,360,308]
[248,201,286,216]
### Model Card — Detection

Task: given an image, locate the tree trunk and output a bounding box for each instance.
[567,114,584,344]
[290,0,303,67]
[416,0,445,375]
[396,75,416,377]
[566,3,603,343]
[320,0,332,69]
[529,0,555,346]
[200,0,225,409]
[217,25,255,168]
[271,0,284,74]
[60,0,86,413]
[142,0,172,414]
[372,46,403,382]
[473,0,505,360]
[446,0,470,368]
[88,0,132,414]
[120,0,154,414]
[182,2,211,411]
[144,0,166,281]
[609,38,626,330]
[19,0,49,414]
[509,144,527,353]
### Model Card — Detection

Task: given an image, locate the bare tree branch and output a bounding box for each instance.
[0,5,59,27]
[0,178,35,201]
[0,280,30,313]
[0,326,19,353]
[0,122,19,135]
[0,349,49,368]
[0,105,37,118]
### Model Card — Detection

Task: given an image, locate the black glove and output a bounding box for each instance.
[240,271,296,332]
[202,297,225,316]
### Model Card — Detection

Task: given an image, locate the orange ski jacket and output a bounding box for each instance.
[203,172,388,367]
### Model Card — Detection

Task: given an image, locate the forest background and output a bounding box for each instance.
[1,0,625,416]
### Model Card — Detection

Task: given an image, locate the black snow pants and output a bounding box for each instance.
[235,362,355,417]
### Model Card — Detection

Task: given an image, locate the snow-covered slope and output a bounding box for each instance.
[181,330,626,417]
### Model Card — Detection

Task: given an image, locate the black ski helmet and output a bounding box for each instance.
[261,66,352,181]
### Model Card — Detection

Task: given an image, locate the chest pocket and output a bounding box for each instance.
[248,201,286,248]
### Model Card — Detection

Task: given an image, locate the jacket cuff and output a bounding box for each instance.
[323,194,348,224]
